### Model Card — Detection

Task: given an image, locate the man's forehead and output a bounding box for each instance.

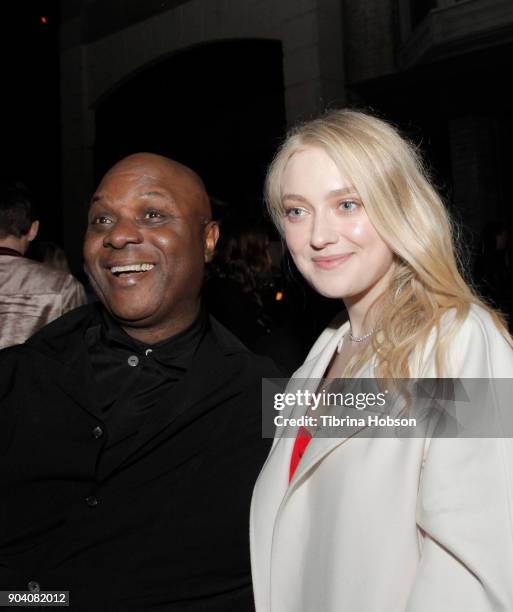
[92,155,211,216]
[98,163,185,192]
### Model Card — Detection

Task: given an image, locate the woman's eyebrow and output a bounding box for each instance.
[282,188,359,203]
[282,193,308,202]
[326,187,359,198]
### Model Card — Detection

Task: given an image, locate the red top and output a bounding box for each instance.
[289,426,313,482]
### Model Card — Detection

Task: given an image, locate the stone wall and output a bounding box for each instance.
[60,0,347,266]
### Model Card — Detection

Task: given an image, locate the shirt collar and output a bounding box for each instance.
[87,305,208,370]
[0,246,24,257]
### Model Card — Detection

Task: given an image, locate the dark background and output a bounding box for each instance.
[94,38,287,220]
[1,2,288,242]
[3,2,513,244]
[1,0,512,339]
[2,1,61,243]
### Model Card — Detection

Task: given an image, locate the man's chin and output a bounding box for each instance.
[102,302,157,328]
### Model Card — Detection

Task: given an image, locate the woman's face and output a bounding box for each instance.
[281,146,395,303]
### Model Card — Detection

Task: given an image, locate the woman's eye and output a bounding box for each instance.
[285,207,307,219]
[339,200,359,213]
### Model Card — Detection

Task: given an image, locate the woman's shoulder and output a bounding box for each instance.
[421,304,513,378]
[444,303,509,351]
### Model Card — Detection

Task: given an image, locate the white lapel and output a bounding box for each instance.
[268,320,349,452]
[281,320,372,496]
[253,320,350,505]
[252,318,359,608]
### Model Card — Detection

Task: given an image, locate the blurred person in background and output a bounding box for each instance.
[204,219,276,346]
[204,218,306,373]
[31,240,72,273]
[0,180,86,349]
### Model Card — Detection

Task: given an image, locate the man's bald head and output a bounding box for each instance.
[84,152,219,343]
[95,153,211,220]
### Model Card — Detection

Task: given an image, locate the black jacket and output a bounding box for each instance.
[0,304,278,611]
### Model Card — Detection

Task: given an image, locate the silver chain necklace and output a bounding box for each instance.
[348,328,376,343]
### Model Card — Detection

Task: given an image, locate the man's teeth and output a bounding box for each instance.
[111,263,155,274]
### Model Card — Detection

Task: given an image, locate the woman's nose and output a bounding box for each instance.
[310,212,338,249]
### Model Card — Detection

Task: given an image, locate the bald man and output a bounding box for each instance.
[0,154,278,610]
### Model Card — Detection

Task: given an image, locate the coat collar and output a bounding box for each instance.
[251,317,372,610]
[256,318,373,506]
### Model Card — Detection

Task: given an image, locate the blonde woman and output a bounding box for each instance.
[250,109,513,612]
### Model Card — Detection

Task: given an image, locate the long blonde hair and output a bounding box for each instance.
[266,109,512,378]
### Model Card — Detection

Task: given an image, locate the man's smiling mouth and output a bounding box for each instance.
[109,263,155,277]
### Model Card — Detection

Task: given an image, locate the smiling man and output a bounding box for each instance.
[0,153,277,611]
[84,154,215,342]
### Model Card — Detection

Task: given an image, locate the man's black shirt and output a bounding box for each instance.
[86,308,207,472]
[0,304,278,611]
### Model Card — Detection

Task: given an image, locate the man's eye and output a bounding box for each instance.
[339,200,359,212]
[143,210,164,220]
[91,216,113,225]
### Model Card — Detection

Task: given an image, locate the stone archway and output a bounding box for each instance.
[93,39,286,216]
[60,0,346,272]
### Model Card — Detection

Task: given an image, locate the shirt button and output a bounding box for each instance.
[27,581,40,592]
[92,426,103,439]
[127,355,139,367]
[85,495,99,507]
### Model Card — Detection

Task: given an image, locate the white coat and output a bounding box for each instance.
[251,305,513,611]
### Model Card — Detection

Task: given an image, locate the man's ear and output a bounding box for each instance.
[203,221,220,263]
[27,220,39,243]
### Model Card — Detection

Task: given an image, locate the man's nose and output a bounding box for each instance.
[103,218,143,249]
[310,212,338,249]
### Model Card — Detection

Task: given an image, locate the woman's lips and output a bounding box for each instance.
[312,253,353,269]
